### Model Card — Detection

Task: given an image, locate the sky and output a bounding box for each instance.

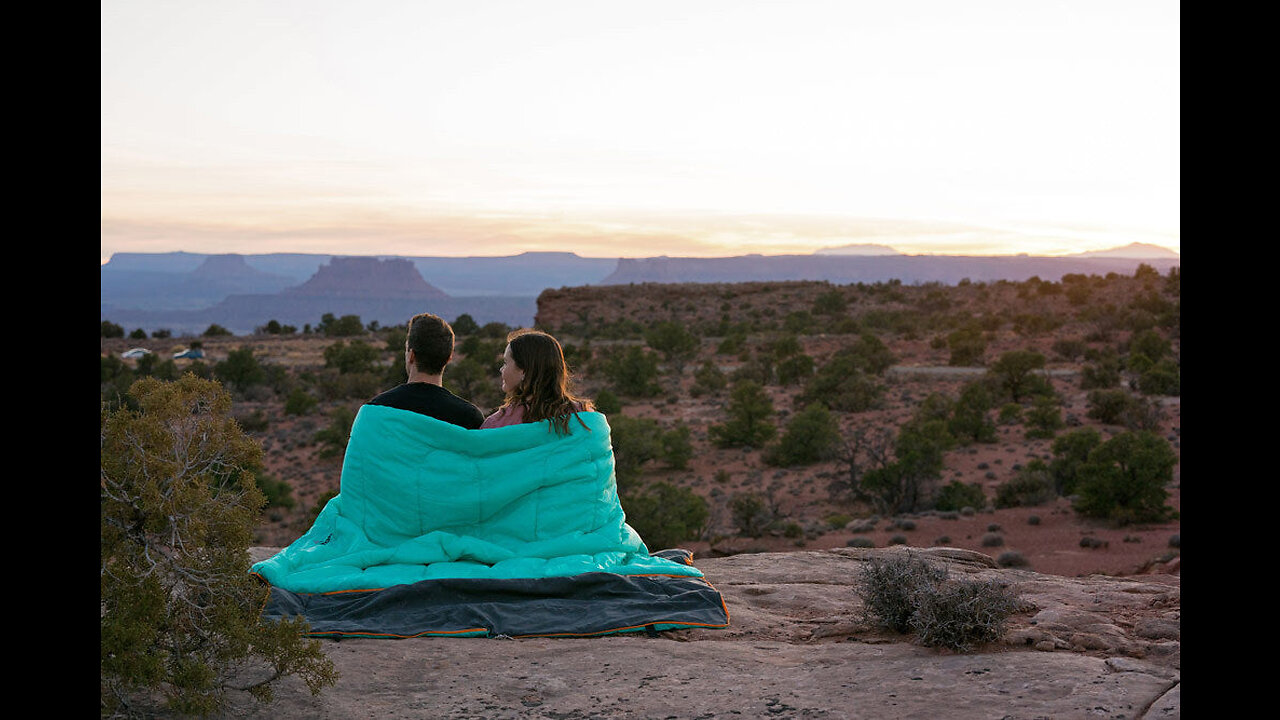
[101,1,1179,264]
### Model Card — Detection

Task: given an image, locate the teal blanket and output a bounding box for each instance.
[252,405,706,594]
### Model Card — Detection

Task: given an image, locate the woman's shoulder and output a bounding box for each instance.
[480,404,526,429]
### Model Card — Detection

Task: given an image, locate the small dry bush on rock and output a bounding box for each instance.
[855,552,1020,651]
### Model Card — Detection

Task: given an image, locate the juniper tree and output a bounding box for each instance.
[101,375,335,717]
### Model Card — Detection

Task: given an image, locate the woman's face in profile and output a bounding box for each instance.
[500,344,524,394]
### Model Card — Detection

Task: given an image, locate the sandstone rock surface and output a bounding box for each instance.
[213,546,1179,719]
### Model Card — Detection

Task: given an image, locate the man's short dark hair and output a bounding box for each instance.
[406,313,454,374]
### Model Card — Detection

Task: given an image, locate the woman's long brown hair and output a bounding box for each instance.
[500,329,594,435]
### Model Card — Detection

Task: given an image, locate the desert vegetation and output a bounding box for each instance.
[102,264,1180,578]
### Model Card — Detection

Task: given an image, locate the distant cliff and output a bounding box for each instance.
[284,256,449,299]
[601,253,1179,286]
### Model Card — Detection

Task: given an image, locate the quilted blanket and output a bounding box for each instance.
[251,404,728,638]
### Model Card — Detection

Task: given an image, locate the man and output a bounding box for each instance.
[366,312,485,429]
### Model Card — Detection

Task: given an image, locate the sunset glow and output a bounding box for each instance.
[101,1,1179,263]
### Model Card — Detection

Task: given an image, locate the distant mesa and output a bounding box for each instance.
[190,253,290,281]
[812,243,903,256]
[1070,242,1179,259]
[285,256,450,299]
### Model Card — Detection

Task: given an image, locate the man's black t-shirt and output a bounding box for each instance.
[366,382,485,429]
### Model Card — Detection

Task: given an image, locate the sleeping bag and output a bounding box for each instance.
[251,404,729,638]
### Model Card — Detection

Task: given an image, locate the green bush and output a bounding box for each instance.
[800,353,883,412]
[987,350,1052,403]
[948,381,997,444]
[607,415,663,489]
[101,376,335,715]
[214,347,267,391]
[598,345,662,397]
[645,320,700,373]
[690,360,728,397]
[946,326,986,366]
[284,388,319,416]
[317,313,366,337]
[730,492,773,538]
[622,482,708,550]
[709,380,777,449]
[1072,430,1178,524]
[995,460,1056,508]
[934,481,986,512]
[659,423,694,470]
[1024,395,1064,439]
[764,403,840,467]
[1049,427,1103,496]
[323,339,380,374]
[1086,388,1140,425]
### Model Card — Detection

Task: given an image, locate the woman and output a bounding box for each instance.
[480,329,594,434]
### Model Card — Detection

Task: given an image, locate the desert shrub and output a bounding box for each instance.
[730,492,773,538]
[856,552,948,633]
[608,415,662,487]
[102,319,125,337]
[255,470,297,510]
[235,408,270,432]
[645,320,700,373]
[859,418,953,516]
[1080,358,1122,390]
[323,339,380,374]
[855,552,1020,651]
[996,551,1029,568]
[1138,359,1180,396]
[451,313,479,335]
[214,347,267,391]
[690,360,728,397]
[934,481,986,512]
[888,534,908,545]
[946,326,987,367]
[800,352,883,412]
[314,405,357,460]
[813,289,848,315]
[848,332,897,375]
[1027,515,1041,525]
[1072,430,1178,524]
[317,313,365,337]
[997,403,1023,424]
[775,353,815,386]
[909,578,1021,651]
[994,460,1055,508]
[987,350,1052,403]
[1049,427,1103,496]
[593,388,622,415]
[659,423,694,470]
[1168,534,1180,548]
[948,380,997,444]
[598,345,662,397]
[825,513,853,529]
[203,323,233,337]
[101,376,335,715]
[1023,395,1064,439]
[1051,338,1087,361]
[764,402,840,467]
[284,388,318,416]
[846,537,875,548]
[980,533,1005,547]
[1086,388,1141,425]
[709,380,777,449]
[622,482,708,550]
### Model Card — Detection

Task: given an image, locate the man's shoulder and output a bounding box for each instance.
[366,383,484,429]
